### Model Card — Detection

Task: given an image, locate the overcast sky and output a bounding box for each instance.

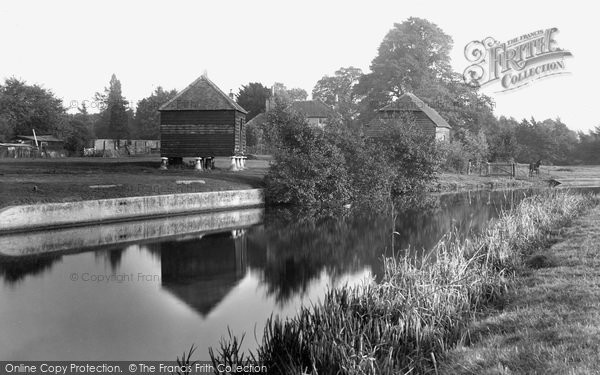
[0,0,595,131]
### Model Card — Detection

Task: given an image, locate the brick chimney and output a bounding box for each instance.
[265,85,275,112]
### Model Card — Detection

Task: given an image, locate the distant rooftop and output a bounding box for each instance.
[246,112,267,127]
[378,92,451,129]
[290,100,333,118]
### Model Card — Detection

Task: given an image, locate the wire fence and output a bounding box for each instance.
[474,162,551,180]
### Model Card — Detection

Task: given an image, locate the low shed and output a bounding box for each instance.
[13,135,66,157]
[158,75,248,162]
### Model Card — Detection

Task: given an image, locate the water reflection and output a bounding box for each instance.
[160,231,247,317]
[0,189,549,359]
[0,255,62,286]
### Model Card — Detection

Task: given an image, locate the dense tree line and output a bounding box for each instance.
[0,75,176,155]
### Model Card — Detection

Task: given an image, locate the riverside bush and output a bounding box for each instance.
[262,101,441,208]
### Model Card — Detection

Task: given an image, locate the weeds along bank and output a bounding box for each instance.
[209,190,595,374]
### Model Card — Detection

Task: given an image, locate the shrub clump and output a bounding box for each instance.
[262,100,441,209]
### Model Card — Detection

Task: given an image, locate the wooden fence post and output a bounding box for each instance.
[512,163,516,178]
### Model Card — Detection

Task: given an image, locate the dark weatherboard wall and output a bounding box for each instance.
[160,110,246,157]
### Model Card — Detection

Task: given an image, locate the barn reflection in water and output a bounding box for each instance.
[159,231,247,317]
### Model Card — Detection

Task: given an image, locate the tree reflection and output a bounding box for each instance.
[0,255,62,286]
[246,208,392,306]
[245,189,534,306]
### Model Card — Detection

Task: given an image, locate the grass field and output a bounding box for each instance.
[0,156,268,208]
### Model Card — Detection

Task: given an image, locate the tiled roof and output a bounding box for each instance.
[246,112,267,127]
[159,75,247,113]
[290,100,333,118]
[378,93,451,129]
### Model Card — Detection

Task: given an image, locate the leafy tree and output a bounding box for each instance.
[0,77,66,140]
[133,87,177,139]
[575,127,600,164]
[542,118,578,164]
[72,102,94,131]
[64,118,93,156]
[312,67,363,126]
[506,117,580,165]
[287,88,308,101]
[235,82,271,121]
[0,113,15,142]
[264,100,352,206]
[487,116,518,162]
[440,129,489,172]
[94,74,130,140]
[368,116,442,202]
[354,18,453,117]
[421,74,496,134]
[354,18,495,133]
[272,82,308,102]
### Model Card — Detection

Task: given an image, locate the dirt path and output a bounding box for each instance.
[442,203,600,374]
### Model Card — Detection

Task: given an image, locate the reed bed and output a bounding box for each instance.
[210,190,593,374]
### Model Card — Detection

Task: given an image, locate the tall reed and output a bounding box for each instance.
[210,190,593,374]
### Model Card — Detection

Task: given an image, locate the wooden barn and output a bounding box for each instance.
[364,92,451,141]
[158,74,248,168]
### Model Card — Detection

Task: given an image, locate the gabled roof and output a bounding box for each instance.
[162,273,242,317]
[159,75,247,113]
[246,112,267,127]
[16,135,63,142]
[378,93,451,129]
[290,100,333,118]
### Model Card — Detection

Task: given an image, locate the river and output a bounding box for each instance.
[0,189,550,360]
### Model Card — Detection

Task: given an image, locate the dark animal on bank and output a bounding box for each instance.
[529,159,541,177]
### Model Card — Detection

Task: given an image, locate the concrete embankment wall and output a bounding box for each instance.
[0,208,263,257]
[0,189,264,232]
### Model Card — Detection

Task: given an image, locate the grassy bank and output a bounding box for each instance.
[0,157,266,208]
[440,201,600,374]
[434,173,538,192]
[209,190,594,374]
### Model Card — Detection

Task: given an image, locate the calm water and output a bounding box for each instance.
[0,189,538,360]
